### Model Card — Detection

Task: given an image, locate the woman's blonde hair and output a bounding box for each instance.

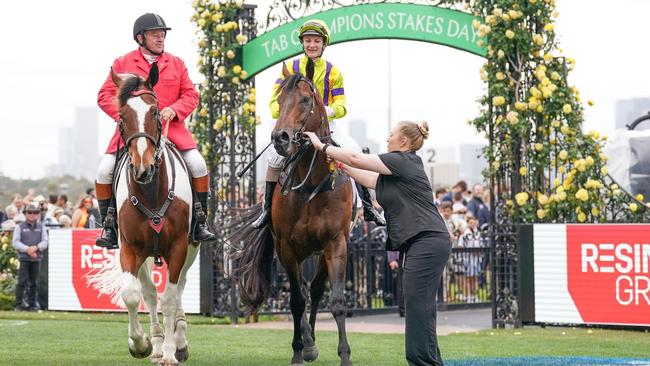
[77,194,93,209]
[397,121,429,152]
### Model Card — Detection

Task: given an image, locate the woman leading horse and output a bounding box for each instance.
[304,121,453,366]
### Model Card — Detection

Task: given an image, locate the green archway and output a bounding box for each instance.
[243,3,486,78]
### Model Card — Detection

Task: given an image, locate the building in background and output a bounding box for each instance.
[53,107,100,181]
[615,98,650,130]
[349,120,380,154]
[419,146,459,189]
[459,143,488,185]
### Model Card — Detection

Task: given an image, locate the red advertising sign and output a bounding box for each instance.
[567,224,650,325]
[71,229,168,310]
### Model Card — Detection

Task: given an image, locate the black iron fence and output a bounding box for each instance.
[251,223,492,315]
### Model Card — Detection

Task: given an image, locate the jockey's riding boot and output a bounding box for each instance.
[252,181,277,229]
[95,195,119,249]
[356,182,386,226]
[192,191,217,243]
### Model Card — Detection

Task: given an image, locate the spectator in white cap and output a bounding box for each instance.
[13,204,49,311]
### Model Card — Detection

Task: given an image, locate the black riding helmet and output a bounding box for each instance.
[133,13,171,55]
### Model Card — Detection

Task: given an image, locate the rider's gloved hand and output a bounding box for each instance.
[325,106,335,118]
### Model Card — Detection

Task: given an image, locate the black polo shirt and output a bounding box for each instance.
[375,151,447,250]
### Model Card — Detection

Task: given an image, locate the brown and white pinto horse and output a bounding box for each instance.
[228,71,354,366]
[90,64,197,366]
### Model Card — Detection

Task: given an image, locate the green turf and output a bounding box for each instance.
[0,311,648,365]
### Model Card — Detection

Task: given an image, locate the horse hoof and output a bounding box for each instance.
[339,359,353,366]
[129,339,153,359]
[149,353,163,364]
[158,359,178,366]
[175,347,189,363]
[302,345,319,362]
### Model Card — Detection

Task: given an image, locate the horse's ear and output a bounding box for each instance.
[110,67,122,88]
[282,62,290,78]
[146,62,159,89]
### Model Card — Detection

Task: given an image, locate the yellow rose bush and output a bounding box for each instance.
[468,0,648,224]
[190,0,256,163]
[0,232,18,309]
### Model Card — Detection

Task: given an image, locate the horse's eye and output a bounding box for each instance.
[301,96,310,104]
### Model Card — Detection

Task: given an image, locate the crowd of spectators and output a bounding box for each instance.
[1,188,101,311]
[347,178,493,309]
[1,189,100,233]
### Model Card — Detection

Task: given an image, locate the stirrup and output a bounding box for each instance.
[95,229,118,249]
[192,222,216,242]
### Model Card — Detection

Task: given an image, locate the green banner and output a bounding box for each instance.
[242,3,486,78]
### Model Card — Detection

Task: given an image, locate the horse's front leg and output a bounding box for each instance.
[159,240,188,366]
[325,237,352,366]
[137,258,163,362]
[283,258,308,366]
[303,256,328,362]
[120,247,152,359]
[173,243,199,363]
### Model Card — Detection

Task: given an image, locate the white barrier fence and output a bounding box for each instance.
[48,229,201,313]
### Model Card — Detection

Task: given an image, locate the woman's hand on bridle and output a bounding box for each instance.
[302,131,324,151]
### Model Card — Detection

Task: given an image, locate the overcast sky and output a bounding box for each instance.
[1,0,649,179]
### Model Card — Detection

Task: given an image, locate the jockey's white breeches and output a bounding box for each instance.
[96,148,208,184]
[268,121,360,169]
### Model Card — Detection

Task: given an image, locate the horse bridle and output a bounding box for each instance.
[279,76,336,194]
[289,76,331,146]
[117,88,164,183]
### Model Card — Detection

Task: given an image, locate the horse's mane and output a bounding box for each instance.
[117,75,143,106]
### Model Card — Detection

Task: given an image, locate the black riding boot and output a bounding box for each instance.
[95,198,118,249]
[357,182,386,226]
[192,192,217,242]
[252,181,277,229]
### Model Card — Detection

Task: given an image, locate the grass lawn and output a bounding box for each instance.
[0,311,648,365]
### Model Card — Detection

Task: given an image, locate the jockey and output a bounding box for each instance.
[95,13,216,249]
[253,19,386,228]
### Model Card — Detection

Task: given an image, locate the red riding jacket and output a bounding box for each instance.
[98,48,199,153]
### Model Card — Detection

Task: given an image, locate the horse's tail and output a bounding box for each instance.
[85,249,127,307]
[86,251,156,308]
[220,204,275,310]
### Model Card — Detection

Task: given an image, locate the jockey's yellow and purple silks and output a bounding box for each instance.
[270,55,346,120]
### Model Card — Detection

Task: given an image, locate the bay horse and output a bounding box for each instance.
[89,64,197,366]
[228,71,354,366]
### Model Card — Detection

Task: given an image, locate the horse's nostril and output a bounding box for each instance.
[278,131,290,143]
[272,131,291,145]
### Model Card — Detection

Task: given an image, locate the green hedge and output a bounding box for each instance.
[0,293,15,310]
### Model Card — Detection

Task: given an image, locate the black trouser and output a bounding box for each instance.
[15,260,40,308]
[396,264,405,315]
[401,231,452,366]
